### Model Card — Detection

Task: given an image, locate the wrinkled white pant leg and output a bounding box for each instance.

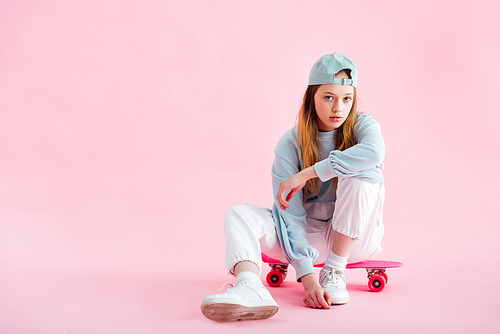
[303,202,336,265]
[224,203,286,275]
[331,177,385,263]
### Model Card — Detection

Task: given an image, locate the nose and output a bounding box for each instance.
[332,99,342,113]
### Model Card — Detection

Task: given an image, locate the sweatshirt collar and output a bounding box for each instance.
[318,129,336,140]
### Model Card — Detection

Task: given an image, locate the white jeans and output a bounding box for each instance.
[224,177,385,274]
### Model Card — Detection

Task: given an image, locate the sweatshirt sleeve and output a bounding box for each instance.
[271,130,319,281]
[314,113,385,182]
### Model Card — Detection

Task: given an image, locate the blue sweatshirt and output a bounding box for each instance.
[271,113,385,280]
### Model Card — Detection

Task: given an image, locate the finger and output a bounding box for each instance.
[277,197,288,211]
[282,198,290,210]
[276,192,285,210]
[276,196,283,210]
[313,289,329,309]
[310,300,320,309]
[324,291,332,307]
[319,293,330,309]
[317,290,332,309]
[277,182,290,198]
[285,189,297,203]
[305,295,319,309]
[278,186,286,202]
[311,293,324,309]
[276,193,289,211]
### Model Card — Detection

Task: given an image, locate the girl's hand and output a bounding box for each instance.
[301,273,332,309]
[276,166,318,210]
[276,173,307,210]
[304,287,332,309]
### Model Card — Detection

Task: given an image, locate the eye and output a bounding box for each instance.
[343,97,352,102]
[325,96,333,101]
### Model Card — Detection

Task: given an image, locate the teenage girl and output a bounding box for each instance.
[201,53,385,322]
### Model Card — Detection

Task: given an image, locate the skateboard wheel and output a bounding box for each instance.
[368,274,386,292]
[266,270,284,287]
[382,272,388,284]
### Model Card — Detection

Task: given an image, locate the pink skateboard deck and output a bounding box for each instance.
[262,253,402,292]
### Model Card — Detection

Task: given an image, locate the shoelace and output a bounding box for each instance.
[218,282,235,292]
[217,281,260,294]
[321,269,349,287]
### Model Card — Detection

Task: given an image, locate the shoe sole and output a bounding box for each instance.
[201,303,278,322]
[330,297,349,305]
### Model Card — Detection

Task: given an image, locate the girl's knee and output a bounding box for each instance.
[224,204,273,239]
[337,178,384,203]
[224,204,262,234]
[225,205,246,218]
[339,177,373,191]
[224,205,247,227]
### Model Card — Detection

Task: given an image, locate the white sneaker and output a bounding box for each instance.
[201,280,279,322]
[319,267,350,305]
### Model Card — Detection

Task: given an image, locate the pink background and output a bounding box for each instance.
[1,1,499,333]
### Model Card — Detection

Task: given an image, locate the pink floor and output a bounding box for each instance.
[0,167,498,333]
[2,166,498,333]
[1,257,498,333]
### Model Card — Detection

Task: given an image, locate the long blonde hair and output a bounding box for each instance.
[297,78,358,201]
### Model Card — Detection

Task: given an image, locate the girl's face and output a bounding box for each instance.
[314,72,354,132]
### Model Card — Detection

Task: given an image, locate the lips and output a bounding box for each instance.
[330,116,342,122]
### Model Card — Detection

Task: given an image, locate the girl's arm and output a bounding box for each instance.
[277,114,384,210]
[274,164,332,309]
[315,113,385,182]
[271,138,319,281]
[276,166,317,211]
[301,273,332,309]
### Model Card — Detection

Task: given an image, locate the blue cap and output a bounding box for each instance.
[308,53,358,88]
